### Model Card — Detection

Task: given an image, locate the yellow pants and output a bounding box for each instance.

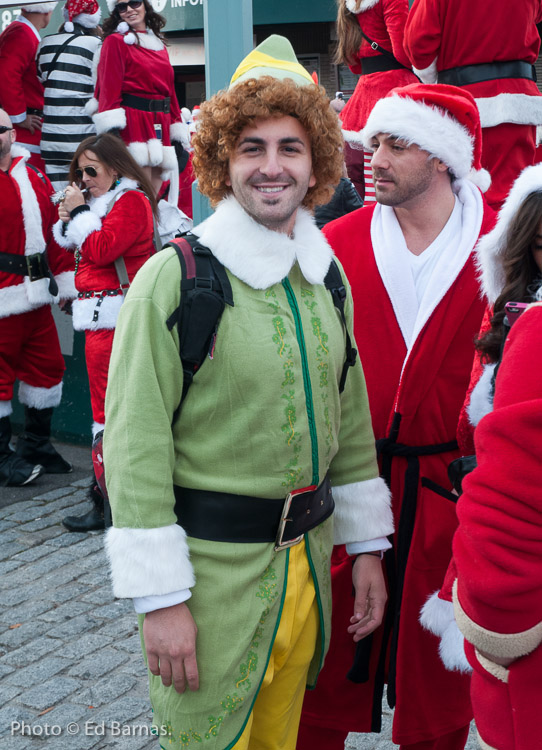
[233,540,319,750]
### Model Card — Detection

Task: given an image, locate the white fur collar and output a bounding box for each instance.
[192,196,333,290]
[346,0,379,13]
[116,22,164,50]
[476,163,542,305]
[87,177,139,218]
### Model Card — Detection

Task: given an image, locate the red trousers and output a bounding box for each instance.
[0,307,64,402]
[296,723,470,750]
[84,329,115,425]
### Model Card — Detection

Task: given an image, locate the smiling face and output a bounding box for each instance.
[225,115,316,235]
[370,134,442,207]
[116,0,146,30]
[77,150,117,198]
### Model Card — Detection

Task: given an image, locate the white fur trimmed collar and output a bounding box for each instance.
[346,0,379,12]
[192,196,333,290]
[87,176,139,218]
[116,22,164,50]
[476,163,542,304]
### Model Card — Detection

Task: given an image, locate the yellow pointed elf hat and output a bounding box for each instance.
[230,34,314,88]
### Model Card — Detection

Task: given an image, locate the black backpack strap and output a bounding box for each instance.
[324,259,358,393]
[165,233,233,422]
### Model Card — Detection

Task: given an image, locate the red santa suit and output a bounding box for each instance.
[452,301,542,750]
[0,146,76,419]
[404,0,542,210]
[339,0,417,200]
[0,17,47,172]
[92,26,187,172]
[53,178,154,431]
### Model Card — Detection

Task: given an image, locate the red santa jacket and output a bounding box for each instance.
[404,0,542,129]
[453,302,542,750]
[53,177,154,331]
[340,0,416,137]
[0,18,44,151]
[301,181,495,744]
[0,146,75,321]
[92,30,186,169]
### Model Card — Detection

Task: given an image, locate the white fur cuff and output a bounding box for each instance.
[72,294,124,331]
[93,107,126,135]
[467,363,496,428]
[170,121,190,149]
[19,381,63,409]
[55,271,77,300]
[413,58,438,85]
[65,210,102,248]
[0,401,13,418]
[332,476,393,545]
[105,524,196,598]
[420,591,471,673]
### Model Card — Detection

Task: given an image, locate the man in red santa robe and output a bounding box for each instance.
[0,2,56,172]
[404,0,542,211]
[0,108,76,487]
[298,84,495,750]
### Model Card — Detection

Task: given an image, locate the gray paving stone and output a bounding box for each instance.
[16,515,64,532]
[0,636,63,667]
[77,570,109,586]
[32,486,78,502]
[70,535,105,555]
[19,676,82,710]
[92,600,132,620]
[50,582,92,604]
[0,587,32,607]
[31,702,87,730]
[44,532,88,548]
[7,655,71,687]
[94,617,138,641]
[0,541,26,562]
[10,545,53,563]
[74,673,138,708]
[24,550,74,576]
[45,614,100,640]
[37,600,93,624]
[0,559,24,578]
[70,476,94,487]
[76,551,107,572]
[0,683,22,703]
[41,564,81,588]
[20,525,65,544]
[90,697,151,726]
[0,705,35,737]
[60,632,113,660]
[68,648,129,680]
[2,507,44,523]
[0,599,53,624]
[41,491,89,513]
[0,500,40,517]
[116,633,143,654]
[80,588,115,606]
[0,519,16,531]
[0,621,47,649]
[0,662,15,677]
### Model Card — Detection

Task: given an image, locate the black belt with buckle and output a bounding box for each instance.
[361,55,407,76]
[0,251,58,296]
[173,475,334,550]
[27,107,44,117]
[121,93,171,113]
[438,60,536,87]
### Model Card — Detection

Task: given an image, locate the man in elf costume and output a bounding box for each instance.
[0,2,56,172]
[0,108,75,486]
[299,84,495,750]
[103,36,393,750]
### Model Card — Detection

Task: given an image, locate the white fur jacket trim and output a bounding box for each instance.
[55,270,78,301]
[93,107,127,135]
[0,401,12,417]
[413,58,438,84]
[345,0,379,13]
[420,591,472,673]
[467,363,496,428]
[72,294,125,331]
[475,163,542,304]
[19,381,63,409]
[332,476,394,545]
[475,92,542,129]
[193,196,334,289]
[105,524,195,598]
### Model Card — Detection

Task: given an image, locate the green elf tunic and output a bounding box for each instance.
[103,196,393,749]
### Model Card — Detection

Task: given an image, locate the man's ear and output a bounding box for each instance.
[436,159,449,173]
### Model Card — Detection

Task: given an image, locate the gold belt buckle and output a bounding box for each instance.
[274,485,316,552]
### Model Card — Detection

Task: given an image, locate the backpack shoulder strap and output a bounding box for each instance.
[324,259,358,393]
[165,233,233,421]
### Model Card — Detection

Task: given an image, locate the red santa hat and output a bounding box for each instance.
[23,2,57,11]
[63,0,101,31]
[362,83,491,192]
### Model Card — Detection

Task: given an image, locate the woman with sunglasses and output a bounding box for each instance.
[53,133,157,532]
[89,0,189,198]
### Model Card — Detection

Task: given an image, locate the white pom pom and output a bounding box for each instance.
[116,21,129,33]
[64,20,74,31]
[124,32,137,45]
[469,167,492,193]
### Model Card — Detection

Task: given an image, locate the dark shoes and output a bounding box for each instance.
[63,483,106,532]
[15,407,72,474]
[0,416,44,487]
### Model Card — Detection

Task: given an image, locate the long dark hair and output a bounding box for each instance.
[68,133,158,216]
[476,191,542,361]
[102,0,166,41]
[334,0,363,66]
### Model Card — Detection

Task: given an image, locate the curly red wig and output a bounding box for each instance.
[192,76,344,210]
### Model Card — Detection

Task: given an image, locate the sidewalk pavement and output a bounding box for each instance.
[0,442,479,750]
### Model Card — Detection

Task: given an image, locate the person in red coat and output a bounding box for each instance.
[336,0,417,201]
[404,0,542,211]
[0,3,55,172]
[298,84,495,750]
[452,300,542,750]
[0,108,76,487]
[53,133,156,531]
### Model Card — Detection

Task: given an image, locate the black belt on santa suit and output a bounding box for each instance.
[0,251,58,296]
[438,59,536,87]
[121,93,171,113]
[361,54,407,75]
[346,412,458,733]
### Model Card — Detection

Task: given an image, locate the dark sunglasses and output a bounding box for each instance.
[0,126,13,134]
[75,166,98,179]
[115,0,142,13]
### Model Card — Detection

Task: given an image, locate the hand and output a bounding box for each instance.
[18,114,42,134]
[62,183,86,214]
[58,202,71,223]
[143,602,199,693]
[347,554,387,641]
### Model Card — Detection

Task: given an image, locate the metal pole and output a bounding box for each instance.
[192,0,254,223]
